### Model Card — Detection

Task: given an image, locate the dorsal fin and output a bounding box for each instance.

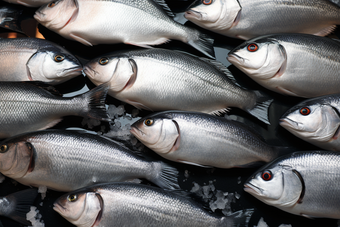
[152,0,175,18]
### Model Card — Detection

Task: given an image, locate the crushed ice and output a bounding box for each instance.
[38,186,47,200]
[26,206,44,227]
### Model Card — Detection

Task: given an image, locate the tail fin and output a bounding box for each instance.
[247,91,273,125]
[5,188,38,225]
[220,209,254,227]
[78,83,111,122]
[149,162,179,190]
[187,29,215,59]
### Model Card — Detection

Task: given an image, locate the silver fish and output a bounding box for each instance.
[244,150,340,219]
[34,0,214,58]
[131,111,292,168]
[0,188,38,225]
[84,48,272,124]
[228,34,340,98]
[280,94,340,151]
[185,0,340,40]
[54,182,251,227]
[0,38,82,85]
[0,130,179,191]
[0,82,110,138]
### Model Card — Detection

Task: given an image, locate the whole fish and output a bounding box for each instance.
[0,188,38,225]
[0,130,179,191]
[84,48,272,124]
[244,150,340,219]
[228,34,340,98]
[54,182,250,227]
[131,111,292,168]
[34,0,214,58]
[185,0,340,40]
[0,82,110,138]
[280,94,340,151]
[0,38,82,85]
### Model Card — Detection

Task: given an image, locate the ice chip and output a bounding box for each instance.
[38,185,47,200]
[256,217,269,227]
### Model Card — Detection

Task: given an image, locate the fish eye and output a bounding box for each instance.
[299,107,311,116]
[144,119,154,126]
[48,1,56,7]
[99,57,109,65]
[202,0,212,5]
[67,194,78,202]
[261,170,272,181]
[247,44,258,52]
[54,55,65,62]
[0,145,7,153]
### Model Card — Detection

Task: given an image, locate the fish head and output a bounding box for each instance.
[34,0,78,31]
[130,113,180,155]
[54,190,102,227]
[244,161,303,208]
[0,140,34,179]
[84,55,137,93]
[27,48,82,84]
[185,0,240,31]
[280,100,340,144]
[227,37,286,80]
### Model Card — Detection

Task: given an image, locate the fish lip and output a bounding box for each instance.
[53,202,66,212]
[184,9,203,20]
[227,53,245,64]
[83,66,98,78]
[60,66,83,76]
[280,118,300,130]
[244,183,263,195]
[130,126,146,137]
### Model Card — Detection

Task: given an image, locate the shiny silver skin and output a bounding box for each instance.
[0,130,178,191]
[280,94,340,151]
[0,38,82,85]
[185,0,340,40]
[228,34,340,98]
[84,48,271,124]
[34,0,214,58]
[0,82,110,138]
[244,151,340,219]
[131,111,289,168]
[54,182,236,227]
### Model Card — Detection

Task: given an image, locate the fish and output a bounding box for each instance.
[53,182,251,227]
[0,82,110,138]
[0,188,38,225]
[131,111,293,168]
[0,130,179,191]
[280,94,340,151]
[244,150,340,219]
[34,0,215,58]
[185,0,340,40]
[0,38,82,85]
[4,0,55,7]
[84,48,272,124]
[0,5,26,34]
[227,34,340,98]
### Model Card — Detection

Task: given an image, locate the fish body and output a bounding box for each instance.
[131,111,291,168]
[280,94,340,151]
[34,0,214,58]
[0,38,82,84]
[244,151,340,219]
[185,0,340,40]
[228,34,340,98]
[0,82,109,138]
[54,182,247,227]
[0,130,178,191]
[84,48,272,124]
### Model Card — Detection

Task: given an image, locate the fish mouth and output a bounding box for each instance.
[227,53,245,65]
[58,66,83,77]
[185,10,203,20]
[83,66,98,78]
[244,183,263,195]
[280,118,304,132]
[53,202,66,213]
[33,11,44,22]
[130,126,145,137]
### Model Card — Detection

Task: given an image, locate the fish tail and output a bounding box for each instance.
[5,188,38,225]
[187,29,215,59]
[78,83,111,122]
[247,91,273,125]
[149,162,179,190]
[220,209,254,227]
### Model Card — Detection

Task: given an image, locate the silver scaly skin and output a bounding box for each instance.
[131,111,291,168]
[0,130,179,191]
[185,0,340,40]
[280,94,340,151]
[54,182,249,227]
[245,151,340,219]
[228,34,340,98]
[0,38,82,84]
[84,49,272,124]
